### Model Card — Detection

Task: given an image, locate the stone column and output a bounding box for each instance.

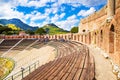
[107,0,115,20]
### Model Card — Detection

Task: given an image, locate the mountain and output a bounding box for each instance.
[0,18,38,31]
[45,23,58,28]
[42,23,69,35]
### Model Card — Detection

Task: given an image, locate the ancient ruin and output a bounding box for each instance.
[0,0,120,79]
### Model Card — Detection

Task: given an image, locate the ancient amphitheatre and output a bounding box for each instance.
[0,0,120,80]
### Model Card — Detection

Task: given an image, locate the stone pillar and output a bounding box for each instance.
[107,0,115,20]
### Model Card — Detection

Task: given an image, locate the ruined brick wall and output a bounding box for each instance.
[78,0,120,66]
[79,6,107,33]
[116,0,120,9]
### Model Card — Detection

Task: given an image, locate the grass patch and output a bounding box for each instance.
[0,57,15,80]
[43,25,69,35]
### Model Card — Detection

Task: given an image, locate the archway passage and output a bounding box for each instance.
[94,32,97,44]
[101,30,103,42]
[109,24,115,53]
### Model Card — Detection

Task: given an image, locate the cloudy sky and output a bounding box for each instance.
[0,0,107,31]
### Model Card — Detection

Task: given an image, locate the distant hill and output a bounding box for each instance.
[0,18,38,31]
[0,18,69,34]
[42,23,69,35]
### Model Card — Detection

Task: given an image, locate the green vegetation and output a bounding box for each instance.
[42,25,69,35]
[34,24,69,35]
[0,24,21,35]
[25,29,35,35]
[70,27,78,33]
[7,24,21,31]
[0,23,70,35]
[35,28,46,35]
[0,57,15,79]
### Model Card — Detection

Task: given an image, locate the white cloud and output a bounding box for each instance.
[60,13,65,19]
[67,15,76,20]
[0,0,107,9]
[51,14,59,23]
[51,13,65,23]
[55,15,79,30]
[52,7,58,14]
[44,4,59,14]
[45,8,52,15]
[77,7,96,17]
[29,14,79,31]
[17,0,51,8]
[60,6,66,12]
[29,21,40,27]
[80,0,107,7]
[0,2,26,22]
[0,0,105,31]
[58,0,106,7]
[52,3,58,7]
[30,13,47,21]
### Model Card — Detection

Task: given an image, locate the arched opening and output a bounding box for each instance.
[94,32,97,44]
[85,35,87,43]
[101,30,103,42]
[65,35,66,39]
[109,24,115,53]
[81,35,83,42]
[78,35,80,41]
[89,32,91,44]
[74,35,76,40]
[71,34,73,40]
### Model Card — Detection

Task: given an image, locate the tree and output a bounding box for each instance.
[35,28,46,35]
[7,24,21,31]
[45,28,49,34]
[0,24,21,35]
[26,29,35,35]
[0,26,12,34]
[0,24,4,27]
[70,27,78,33]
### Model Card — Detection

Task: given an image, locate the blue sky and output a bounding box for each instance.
[0,0,107,30]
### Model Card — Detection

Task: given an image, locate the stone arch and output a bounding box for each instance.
[77,34,80,41]
[74,35,76,40]
[100,30,103,42]
[94,32,97,44]
[81,35,83,42]
[89,32,91,44]
[109,24,115,53]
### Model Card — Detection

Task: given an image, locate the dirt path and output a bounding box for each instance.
[89,45,117,80]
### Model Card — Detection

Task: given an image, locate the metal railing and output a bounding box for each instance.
[4,60,39,80]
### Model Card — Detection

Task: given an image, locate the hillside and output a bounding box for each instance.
[7,24,21,31]
[42,23,69,35]
[0,18,69,35]
[0,18,38,31]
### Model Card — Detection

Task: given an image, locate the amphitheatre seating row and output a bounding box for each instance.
[22,41,95,80]
[28,39,45,49]
[0,39,20,51]
[12,39,37,50]
[0,39,45,57]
